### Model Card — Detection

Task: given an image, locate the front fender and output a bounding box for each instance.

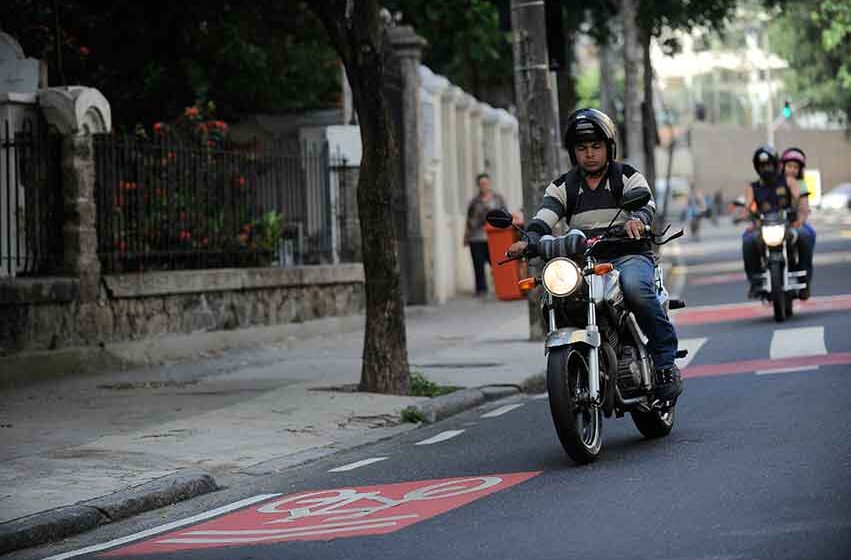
[545,327,600,354]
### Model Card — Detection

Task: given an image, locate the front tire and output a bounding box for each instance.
[631,406,676,439]
[547,347,602,464]
[770,261,786,322]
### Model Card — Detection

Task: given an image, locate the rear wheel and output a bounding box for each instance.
[631,405,676,439]
[547,347,602,464]
[770,261,786,322]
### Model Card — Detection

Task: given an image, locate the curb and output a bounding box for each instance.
[411,376,544,424]
[0,469,217,555]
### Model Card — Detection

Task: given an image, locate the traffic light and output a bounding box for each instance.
[782,100,792,119]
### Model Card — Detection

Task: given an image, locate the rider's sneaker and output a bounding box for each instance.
[799,287,810,300]
[654,365,683,401]
[747,282,762,299]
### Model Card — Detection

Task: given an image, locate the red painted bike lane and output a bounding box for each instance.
[670,294,851,326]
[103,472,540,556]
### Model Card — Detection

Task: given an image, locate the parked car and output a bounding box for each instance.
[818,183,851,211]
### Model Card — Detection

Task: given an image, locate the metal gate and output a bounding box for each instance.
[0,116,62,277]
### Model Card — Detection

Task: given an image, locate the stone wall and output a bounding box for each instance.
[0,265,364,355]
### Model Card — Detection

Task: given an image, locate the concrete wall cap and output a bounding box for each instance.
[420,66,450,94]
[38,86,112,135]
[0,92,37,105]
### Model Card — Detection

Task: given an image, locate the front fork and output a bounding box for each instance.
[548,280,602,405]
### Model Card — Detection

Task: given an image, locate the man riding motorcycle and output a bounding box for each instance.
[742,145,815,299]
[507,108,682,401]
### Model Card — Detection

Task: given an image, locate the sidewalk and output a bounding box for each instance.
[0,295,543,550]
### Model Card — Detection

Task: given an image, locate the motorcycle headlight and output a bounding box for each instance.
[542,258,582,297]
[762,224,786,247]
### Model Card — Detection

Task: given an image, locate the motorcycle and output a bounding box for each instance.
[736,202,807,322]
[486,189,686,465]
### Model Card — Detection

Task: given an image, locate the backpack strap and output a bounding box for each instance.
[608,161,624,203]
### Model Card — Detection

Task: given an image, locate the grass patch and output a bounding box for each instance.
[400,406,424,423]
[409,371,460,397]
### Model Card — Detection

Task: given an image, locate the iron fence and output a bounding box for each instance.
[0,117,63,277]
[94,135,353,273]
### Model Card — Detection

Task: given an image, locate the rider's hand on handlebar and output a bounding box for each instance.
[507,240,528,258]
[624,218,646,239]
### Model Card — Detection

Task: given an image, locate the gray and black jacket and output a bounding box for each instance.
[526,162,655,259]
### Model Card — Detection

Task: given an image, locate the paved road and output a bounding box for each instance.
[16,216,851,560]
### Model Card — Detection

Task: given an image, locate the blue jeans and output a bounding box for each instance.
[612,254,679,370]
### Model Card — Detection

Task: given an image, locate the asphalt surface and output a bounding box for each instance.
[14,216,851,560]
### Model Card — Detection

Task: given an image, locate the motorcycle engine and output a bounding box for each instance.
[617,345,644,396]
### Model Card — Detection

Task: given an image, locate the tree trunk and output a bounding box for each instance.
[621,0,643,171]
[640,26,657,190]
[599,35,617,120]
[312,0,410,395]
[556,27,578,137]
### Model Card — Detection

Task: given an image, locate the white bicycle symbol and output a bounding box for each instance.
[258,477,503,524]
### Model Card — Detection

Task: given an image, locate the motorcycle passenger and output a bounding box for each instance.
[506,108,682,402]
[781,147,815,299]
[742,145,815,299]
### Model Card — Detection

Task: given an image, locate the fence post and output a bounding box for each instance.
[388,25,431,305]
[38,87,111,305]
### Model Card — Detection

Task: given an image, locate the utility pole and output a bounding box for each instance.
[510,0,561,341]
[621,0,644,171]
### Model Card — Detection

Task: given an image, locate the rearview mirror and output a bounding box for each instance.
[621,188,651,211]
[486,208,513,229]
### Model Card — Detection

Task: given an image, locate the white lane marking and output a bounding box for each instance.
[480,403,524,418]
[328,457,388,472]
[769,327,827,360]
[756,366,820,375]
[532,393,549,400]
[414,429,465,445]
[675,337,707,369]
[157,521,401,543]
[41,494,281,560]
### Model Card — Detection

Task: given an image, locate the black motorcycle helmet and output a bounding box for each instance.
[752,145,779,182]
[564,108,618,166]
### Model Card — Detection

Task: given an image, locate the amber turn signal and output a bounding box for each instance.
[517,277,537,291]
[594,263,614,275]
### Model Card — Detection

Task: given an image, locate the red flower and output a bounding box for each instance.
[153,122,165,134]
[201,236,209,247]
[168,152,177,161]
[79,46,91,56]
[235,176,246,187]
[116,240,127,252]
[179,230,192,241]
[115,195,125,208]
[184,106,200,119]
[238,232,250,245]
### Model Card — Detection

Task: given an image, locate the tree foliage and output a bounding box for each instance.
[0,1,340,129]
[768,0,851,122]
[383,0,512,103]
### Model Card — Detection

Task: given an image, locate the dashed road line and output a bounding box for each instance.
[756,366,820,375]
[480,403,524,418]
[328,457,389,472]
[532,393,549,400]
[414,430,465,446]
[769,327,827,360]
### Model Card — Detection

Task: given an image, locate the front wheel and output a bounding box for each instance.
[770,261,786,322]
[547,347,602,464]
[631,406,676,439]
